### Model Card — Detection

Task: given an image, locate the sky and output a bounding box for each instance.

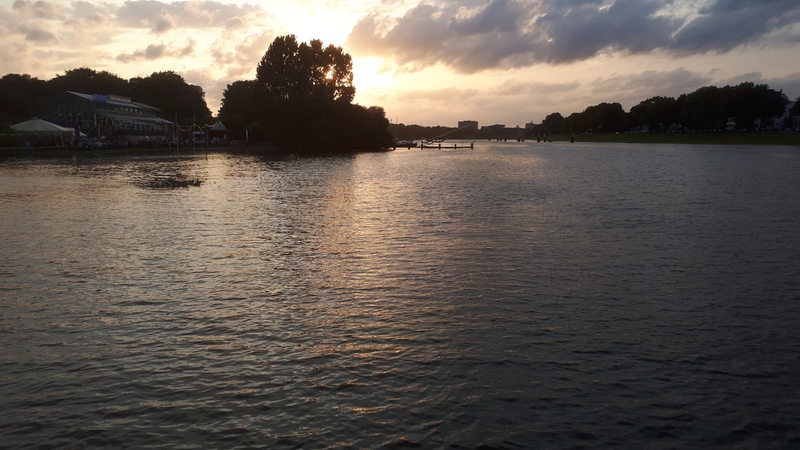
[1,0,799,127]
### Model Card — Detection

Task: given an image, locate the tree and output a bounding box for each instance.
[581,102,627,133]
[239,35,389,150]
[218,80,267,140]
[629,96,679,132]
[256,35,355,104]
[48,68,129,96]
[722,82,786,130]
[0,74,51,124]
[540,112,565,134]
[129,71,211,124]
[678,86,724,130]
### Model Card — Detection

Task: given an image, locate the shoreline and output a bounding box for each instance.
[546,131,800,146]
[3,131,799,162]
[0,144,381,162]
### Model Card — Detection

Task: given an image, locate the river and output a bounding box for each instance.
[1,141,799,448]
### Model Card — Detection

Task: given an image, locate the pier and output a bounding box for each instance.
[420,141,474,149]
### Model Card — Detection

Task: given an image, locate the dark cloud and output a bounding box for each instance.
[117,44,166,62]
[18,24,57,43]
[116,40,195,62]
[116,0,261,33]
[674,0,800,52]
[534,0,677,63]
[347,0,800,73]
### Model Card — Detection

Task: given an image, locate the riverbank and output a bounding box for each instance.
[4,132,799,161]
[0,144,351,162]
[548,131,800,146]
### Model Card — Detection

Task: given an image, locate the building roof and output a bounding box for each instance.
[95,110,172,125]
[66,91,160,112]
[11,118,75,133]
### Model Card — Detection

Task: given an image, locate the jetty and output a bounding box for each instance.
[413,124,477,149]
[420,141,474,149]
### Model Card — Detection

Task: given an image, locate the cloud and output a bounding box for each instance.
[17,24,57,42]
[116,0,264,33]
[589,67,713,107]
[673,0,800,53]
[209,30,275,78]
[11,0,61,19]
[347,0,800,73]
[116,40,196,62]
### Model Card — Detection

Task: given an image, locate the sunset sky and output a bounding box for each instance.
[1,0,799,126]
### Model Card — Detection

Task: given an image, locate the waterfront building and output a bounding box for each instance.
[41,91,172,146]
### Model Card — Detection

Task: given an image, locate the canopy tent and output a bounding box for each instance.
[209,120,227,131]
[207,120,229,145]
[11,118,75,134]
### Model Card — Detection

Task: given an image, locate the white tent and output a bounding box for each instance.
[209,120,227,131]
[11,118,75,134]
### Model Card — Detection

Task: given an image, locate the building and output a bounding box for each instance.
[458,120,478,130]
[41,91,173,146]
[480,124,506,133]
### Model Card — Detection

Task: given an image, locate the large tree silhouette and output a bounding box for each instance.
[0,74,51,123]
[49,68,129,97]
[129,71,211,124]
[224,35,391,151]
[256,35,355,104]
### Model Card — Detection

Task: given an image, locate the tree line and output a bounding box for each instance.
[217,35,393,151]
[534,82,798,136]
[0,35,393,152]
[0,69,212,127]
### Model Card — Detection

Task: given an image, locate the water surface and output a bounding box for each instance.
[2,142,799,448]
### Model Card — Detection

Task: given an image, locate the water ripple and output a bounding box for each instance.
[2,144,800,448]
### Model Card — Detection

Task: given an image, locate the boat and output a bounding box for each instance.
[393,139,417,148]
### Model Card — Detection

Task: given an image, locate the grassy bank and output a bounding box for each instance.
[547,131,800,146]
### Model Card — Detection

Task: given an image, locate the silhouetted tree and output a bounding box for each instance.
[629,96,680,132]
[218,80,267,141]
[677,83,787,130]
[235,35,390,151]
[129,71,211,124]
[256,35,355,104]
[563,112,584,133]
[48,68,129,96]
[678,86,725,130]
[723,82,786,130]
[540,112,565,134]
[583,102,628,132]
[0,74,51,124]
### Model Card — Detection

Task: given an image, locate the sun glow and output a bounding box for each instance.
[353,57,394,91]
[269,4,353,46]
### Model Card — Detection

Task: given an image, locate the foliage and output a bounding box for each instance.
[219,35,391,151]
[218,80,267,139]
[629,96,680,132]
[49,68,129,97]
[129,71,212,124]
[0,68,210,126]
[530,82,790,135]
[388,123,463,140]
[0,74,51,124]
[256,35,355,104]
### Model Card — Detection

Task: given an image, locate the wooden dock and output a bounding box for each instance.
[419,141,474,149]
